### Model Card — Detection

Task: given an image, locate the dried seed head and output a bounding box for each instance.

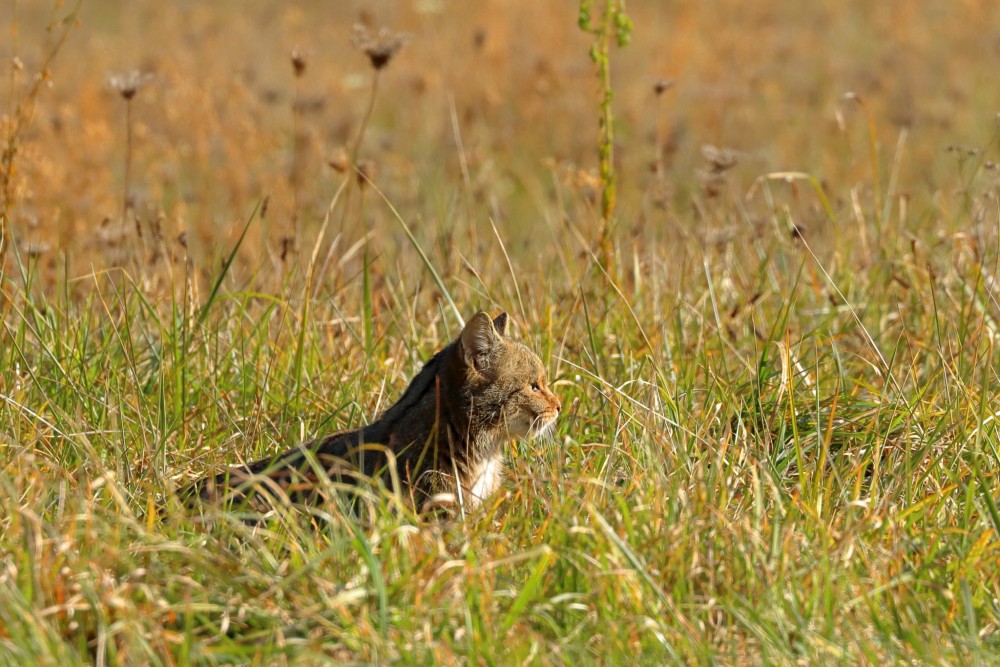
[279,236,295,261]
[653,79,674,96]
[22,241,49,258]
[356,159,377,187]
[108,69,153,100]
[291,47,308,77]
[327,147,349,173]
[351,24,410,70]
[697,145,739,198]
[700,144,739,173]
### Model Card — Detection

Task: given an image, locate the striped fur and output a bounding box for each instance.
[181,311,561,515]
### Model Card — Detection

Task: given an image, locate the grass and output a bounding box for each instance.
[2,0,1000,664]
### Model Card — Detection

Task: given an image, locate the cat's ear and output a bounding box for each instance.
[492,312,508,337]
[460,311,501,372]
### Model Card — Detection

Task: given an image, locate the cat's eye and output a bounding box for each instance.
[530,382,541,392]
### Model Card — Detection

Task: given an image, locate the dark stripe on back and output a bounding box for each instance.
[376,342,453,428]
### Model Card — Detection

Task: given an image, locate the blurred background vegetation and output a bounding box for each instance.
[2,1,1000,663]
[4,1,998,289]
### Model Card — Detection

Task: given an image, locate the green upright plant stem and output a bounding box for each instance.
[578,0,632,268]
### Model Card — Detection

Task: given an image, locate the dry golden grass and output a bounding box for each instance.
[2,1,1000,664]
[3,2,996,286]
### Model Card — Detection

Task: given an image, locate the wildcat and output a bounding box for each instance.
[182,311,561,514]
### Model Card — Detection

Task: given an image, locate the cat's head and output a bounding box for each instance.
[454,311,561,440]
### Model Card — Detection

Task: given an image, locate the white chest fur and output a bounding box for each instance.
[466,455,505,507]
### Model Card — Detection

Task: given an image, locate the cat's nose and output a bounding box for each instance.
[554,397,562,412]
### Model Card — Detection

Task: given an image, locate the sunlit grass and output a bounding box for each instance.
[2,0,1000,664]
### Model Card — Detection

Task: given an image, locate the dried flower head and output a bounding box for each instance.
[351,24,410,70]
[327,147,349,173]
[653,79,674,96]
[700,144,738,173]
[698,145,740,198]
[290,47,308,77]
[108,69,153,100]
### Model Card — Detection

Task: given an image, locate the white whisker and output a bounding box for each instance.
[528,414,558,441]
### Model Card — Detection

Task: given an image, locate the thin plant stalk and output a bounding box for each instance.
[361,183,374,354]
[291,68,304,242]
[122,97,133,226]
[353,72,380,354]
[109,69,152,240]
[351,69,381,171]
[0,0,83,252]
[578,0,632,271]
[338,69,382,238]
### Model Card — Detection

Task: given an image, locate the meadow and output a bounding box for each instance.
[2,0,1000,663]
